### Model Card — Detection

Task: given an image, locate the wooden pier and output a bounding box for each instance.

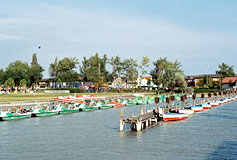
[120,105,162,132]
[120,90,237,132]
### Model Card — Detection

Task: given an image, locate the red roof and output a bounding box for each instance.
[222,77,237,83]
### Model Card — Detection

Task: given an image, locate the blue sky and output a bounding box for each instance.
[0,0,236,77]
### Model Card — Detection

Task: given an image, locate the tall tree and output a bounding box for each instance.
[49,57,59,82]
[109,55,123,81]
[122,58,138,88]
[29,53,44,85]
[139,56,150,87]
[150,57,168,87]
[0,69,4,84]
[150,58,184,89]
[216,63,235,78]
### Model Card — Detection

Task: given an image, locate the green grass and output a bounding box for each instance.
[0,92,131,102]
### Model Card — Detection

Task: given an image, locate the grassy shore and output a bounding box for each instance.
[0,92,133,102]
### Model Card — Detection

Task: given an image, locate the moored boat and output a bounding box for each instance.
[191,106,203,112]
[178,108,194,115]
[31,106,59,117]
[163,113,189,122]
[0,110,31,121]
[202,103,212,109]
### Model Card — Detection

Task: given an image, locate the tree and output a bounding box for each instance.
[29,53,44,85]
[49,57,59,82]
[109,55,123,81]
[122,58,138,89]
[150,57,168,87]
[0,69,4,84]
[5,78,15,88]
[19,79,27,87]
[49,57,79,82]
[168,73,187,89]
[216,63,235,78]
[139,56,150,87]
[80,53,110,85]
[3,61,30,86]
[150,58,184,90]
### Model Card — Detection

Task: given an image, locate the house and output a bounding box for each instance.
[110,77,127,89]
[222,77,237,89]
[136,77,157,89]
[185,74,220,87]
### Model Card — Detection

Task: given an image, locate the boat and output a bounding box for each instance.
[0,108,31,121]
[93,102,112,109]
[31,105,59,117]
[191,106,203,112]
[202,103,212,109]
[58,103,80,114]
[215,100,225,105]
[163,113,189,122]
[178,108,194,115]
[210,101,219,107]
[78,103,98,111]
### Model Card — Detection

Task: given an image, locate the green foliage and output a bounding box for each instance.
[49,57,79,82]
[29,53,44,85]
[80,53,109,86]
[58,71,78,82]
[5,78,15,87]
[150,58,184,90]
[19,79,27,87]
[109,55,123,81]
[3,60,30,86]
[216,63,235,78]
[194,88,219,93]
[48,88,86,93]
[0,69,4,84]
[122,58,138,88]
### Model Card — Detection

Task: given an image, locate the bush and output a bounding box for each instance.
[48,88,86,93]
[194,88,219,93]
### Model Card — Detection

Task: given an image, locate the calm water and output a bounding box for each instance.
[1,101,237,160]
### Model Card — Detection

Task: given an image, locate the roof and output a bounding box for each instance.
[222,77,237,84]
[185,74,220,79]
[136,77,151,80]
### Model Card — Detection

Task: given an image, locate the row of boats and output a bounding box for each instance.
[161,96,237,122]
[0,94,236,121]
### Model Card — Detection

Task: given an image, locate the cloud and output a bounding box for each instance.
[0,33,21,40]
[0,3,236,76]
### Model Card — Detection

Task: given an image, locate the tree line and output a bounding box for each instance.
[0,53,235,90]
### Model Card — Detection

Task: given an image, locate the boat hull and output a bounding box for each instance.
[31,111,58,117]
[163,113,189,122]
[59,109,79,114]
[0,114,31,121]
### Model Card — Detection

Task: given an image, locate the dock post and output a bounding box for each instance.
[146,120,149,127]
[140,105,143,115]
[131,112,134,118]
[136,121,142,131]
[120,109,124,132]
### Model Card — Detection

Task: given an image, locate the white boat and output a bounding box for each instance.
[202,103,212,109]
[178,109,194,115]
[216,100,225,105]
[210,101,219,107]
[191,106,203,112]
[163,113,189,122]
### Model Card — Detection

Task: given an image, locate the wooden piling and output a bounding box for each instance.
[120,109,124,132]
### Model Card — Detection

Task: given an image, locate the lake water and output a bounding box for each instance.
[0,101,237,160]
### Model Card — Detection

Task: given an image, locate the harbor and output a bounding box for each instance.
[0,93,236,160]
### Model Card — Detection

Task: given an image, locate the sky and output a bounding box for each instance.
[0,0,236,78]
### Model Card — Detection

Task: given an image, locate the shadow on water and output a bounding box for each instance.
[206,141,237,160]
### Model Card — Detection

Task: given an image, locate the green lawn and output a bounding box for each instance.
[0,92,131,102]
